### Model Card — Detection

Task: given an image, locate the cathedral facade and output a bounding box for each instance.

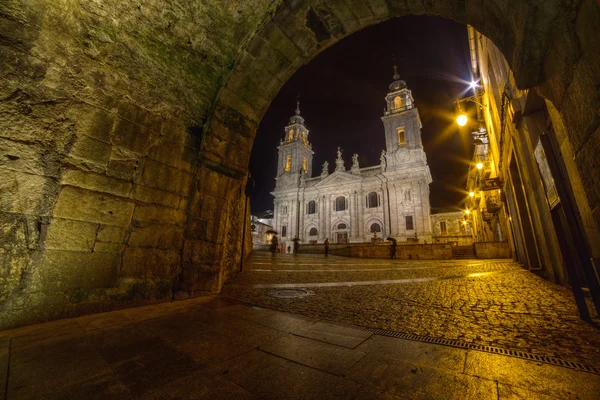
[271,70,433,248]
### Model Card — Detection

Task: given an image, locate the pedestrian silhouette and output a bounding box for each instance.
[387,236,397,259]
[292,237,300,256]
[324,238,329,257]
[270,235,278,257]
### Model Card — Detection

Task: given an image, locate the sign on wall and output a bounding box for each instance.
[534,138,560,210]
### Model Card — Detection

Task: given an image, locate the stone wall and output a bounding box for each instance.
[474,242,512,259]
[298,243,452,260]
[0,0,271,329]
[2,0,599,329]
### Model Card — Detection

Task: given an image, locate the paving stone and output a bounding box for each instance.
[497,383,563,400]
[8,335,130,400]
[464,350,600,400]
[253,312,316,333]
[224,253,600,368]
[260,334,366,375]
[356,335,467,372]
[211,349,334,400]
[294,321,372,348]
[344,352,497,400]
[143,368,258,400]
[93,326,201,397]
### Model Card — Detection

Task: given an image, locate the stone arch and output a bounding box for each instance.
[364,217,384,237]
[305,223,319,238]
[2,0,599,328]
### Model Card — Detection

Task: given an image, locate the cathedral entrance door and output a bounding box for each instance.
[337,232,348,244]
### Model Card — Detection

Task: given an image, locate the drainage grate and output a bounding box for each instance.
[320,320,600,375]
[225,297,600,375]
[267,288,312,299]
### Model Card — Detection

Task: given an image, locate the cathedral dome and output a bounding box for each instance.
[389,79,407,92]
[289,100,305,125]
[388,65,407,92]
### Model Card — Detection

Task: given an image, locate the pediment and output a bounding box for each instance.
[315,171,362,188]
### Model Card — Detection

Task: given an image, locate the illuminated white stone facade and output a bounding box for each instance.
[271,71,432,248]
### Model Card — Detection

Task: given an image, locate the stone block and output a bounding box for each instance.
[132,204,187,225]
[140,159,193,196]
[111,118,153,155]
[96,225,126,243]
[128,223,184,250]
[147,138,195,173]
[344,0,375,24]
[67,105,115,143]
[195,167,238,199]
[44,218,98,251]
[365,0,388,19]
[93,242,124,253]
[187,193,223,221]
[61,169,132,198]
[0,169,58,215]
[68,134,112,171]
[260,22,304,64]
[53,186,135,227]
[106,147,144,181]
[36,250,121,292]
[246,35,295,83]
[130,184,181,209]
[325,0,361,33]
[182,239,222,268]
[0,138,59,177]
[121,247,180,279]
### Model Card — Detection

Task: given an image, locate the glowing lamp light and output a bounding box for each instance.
[469,80,478,89]
[456,114,468,126]
[463,220,468,225]
[469,191,475,198]
[465,209,471,215]
[476,162,483,169]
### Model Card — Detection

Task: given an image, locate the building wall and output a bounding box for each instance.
[473,30,600,286]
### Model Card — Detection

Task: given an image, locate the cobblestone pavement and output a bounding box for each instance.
[222,252,600,369]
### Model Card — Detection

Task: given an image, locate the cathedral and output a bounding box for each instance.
[271,69,433,248]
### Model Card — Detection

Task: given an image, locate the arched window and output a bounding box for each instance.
[335,196,346,211]
[309,227,318,236]
[393,96,402,109]
[288,129,294,141]
[284,156,291,172]
[337,223,347,230]
[397,128,406,146]
[303,158,308,173]
[367,192,378,208]
[307,200,316,214]
[405,190,411,201]
[370,223,381,233]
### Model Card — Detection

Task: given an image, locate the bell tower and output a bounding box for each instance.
[381,66,424,162]
[275,100,313,186]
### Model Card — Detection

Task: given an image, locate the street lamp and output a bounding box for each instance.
[465,209,471,215]
[456,113,468,126]
[469,191,475,197]
[476,162,483,170]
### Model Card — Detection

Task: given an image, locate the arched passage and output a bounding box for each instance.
[1,0,599,329]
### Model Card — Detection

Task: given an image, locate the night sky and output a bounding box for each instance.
[249,16,475,215]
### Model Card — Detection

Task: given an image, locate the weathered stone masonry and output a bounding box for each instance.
[1,0,599,329]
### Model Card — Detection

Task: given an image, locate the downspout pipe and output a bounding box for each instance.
[468,25,478,76]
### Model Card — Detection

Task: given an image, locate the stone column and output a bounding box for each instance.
[381,183,389,236]
[298,192,305,241]
[325,195,331,240]
[358,190,364,240]
[317,195,324,241]
[388,183,398,236]
[349,192,355,239]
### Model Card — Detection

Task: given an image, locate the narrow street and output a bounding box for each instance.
[223,252,600,370]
